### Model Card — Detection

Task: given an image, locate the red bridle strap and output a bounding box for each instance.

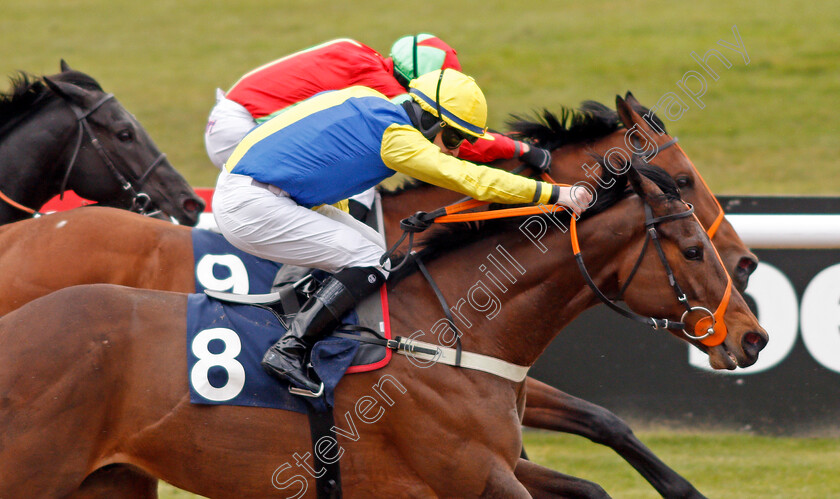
[690,216,732,346]
[674,143,725,240]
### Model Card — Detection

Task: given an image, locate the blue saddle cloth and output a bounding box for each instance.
[186,293,360,414]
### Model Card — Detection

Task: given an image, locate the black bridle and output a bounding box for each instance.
[572,195,731,345]
[0,92,166,217]
[60,92,166,216]
[573,200,697,332]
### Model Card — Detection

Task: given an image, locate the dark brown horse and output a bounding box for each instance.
[0,164,766,497]
[0,95,750,497]
[0,60,205,225]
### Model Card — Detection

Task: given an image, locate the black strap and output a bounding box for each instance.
[60,92,165,216]
[573,199,696,331]
[574,252,680,330]
[644,204,694,315]
[615,234,650,301]
[276,284,302,315]
[307,407,342,499]
[414,255,463,366]
[411,34,418,79]
[379,210,442,271]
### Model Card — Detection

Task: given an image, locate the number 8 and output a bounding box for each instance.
[190,327,246,401]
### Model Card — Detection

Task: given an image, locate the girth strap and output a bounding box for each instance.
[306,407,342,499]
[332,333,530,382]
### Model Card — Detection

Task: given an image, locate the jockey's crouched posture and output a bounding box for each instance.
[213,69,592,395]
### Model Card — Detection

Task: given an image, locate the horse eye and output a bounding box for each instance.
[675,175,692,188]
[117,129,134,142]
[683,247,703,260]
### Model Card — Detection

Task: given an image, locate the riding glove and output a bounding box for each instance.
[518,143,552,173]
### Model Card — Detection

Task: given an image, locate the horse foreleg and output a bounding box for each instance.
[523,377,706,499]
[515,458,609,498]
[68,465,158,499]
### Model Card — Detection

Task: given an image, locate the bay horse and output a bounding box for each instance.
[0,95,749,497]
[0,60,205,225]
[0,164,766,497]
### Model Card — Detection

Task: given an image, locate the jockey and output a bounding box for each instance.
[212,69,591,395]
[205,35,552,213]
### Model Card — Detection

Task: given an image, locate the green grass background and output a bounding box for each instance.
[2,0,838,193]
[156,430,840,498]
[4,0,838,496]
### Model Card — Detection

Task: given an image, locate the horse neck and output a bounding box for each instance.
[389,197,641,368]
[0,99,76,222]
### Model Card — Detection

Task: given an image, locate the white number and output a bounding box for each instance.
[190,327,246,401]
[196,254,250,293]
[800,263,840,374]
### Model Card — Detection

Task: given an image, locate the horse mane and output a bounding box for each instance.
[381,95,668,197]
[0,69,104,136]
[404,161,680,270]
[0,73,50,131]
[507,97,668,150]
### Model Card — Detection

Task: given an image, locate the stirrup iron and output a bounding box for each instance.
[289,382,325,398]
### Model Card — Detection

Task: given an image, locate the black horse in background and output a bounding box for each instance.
[0,60,204,225]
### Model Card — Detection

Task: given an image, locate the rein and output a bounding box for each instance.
[0,189,41,215]
[571,202,731,346]
[384,167,732,351]
[0,92,165,217]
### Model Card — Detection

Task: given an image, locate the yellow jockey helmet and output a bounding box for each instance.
[408,69,488,140]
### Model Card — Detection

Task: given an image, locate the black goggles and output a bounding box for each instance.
[441,126,478,150]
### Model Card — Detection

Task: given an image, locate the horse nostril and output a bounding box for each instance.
[738,256,758,276]
[742,331,767,359]
[733,256,758,293]
[183,198,204,213]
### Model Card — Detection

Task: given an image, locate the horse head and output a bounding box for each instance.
[39,60,205,225]
[396,158,767,372]
[614,92,758,292]
[615,162,768,369]
[507,97,758,293]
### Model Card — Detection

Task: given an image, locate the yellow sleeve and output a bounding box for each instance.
[381,124,555,205]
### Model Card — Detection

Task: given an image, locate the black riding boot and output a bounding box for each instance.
[261,266,385,395]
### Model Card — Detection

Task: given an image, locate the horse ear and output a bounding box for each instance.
[615,94,636,130]
[627,165,665,206]
[624,91,641,108]
[60,59,72,72]
[617,93,665,138]
[43,76,92,107]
